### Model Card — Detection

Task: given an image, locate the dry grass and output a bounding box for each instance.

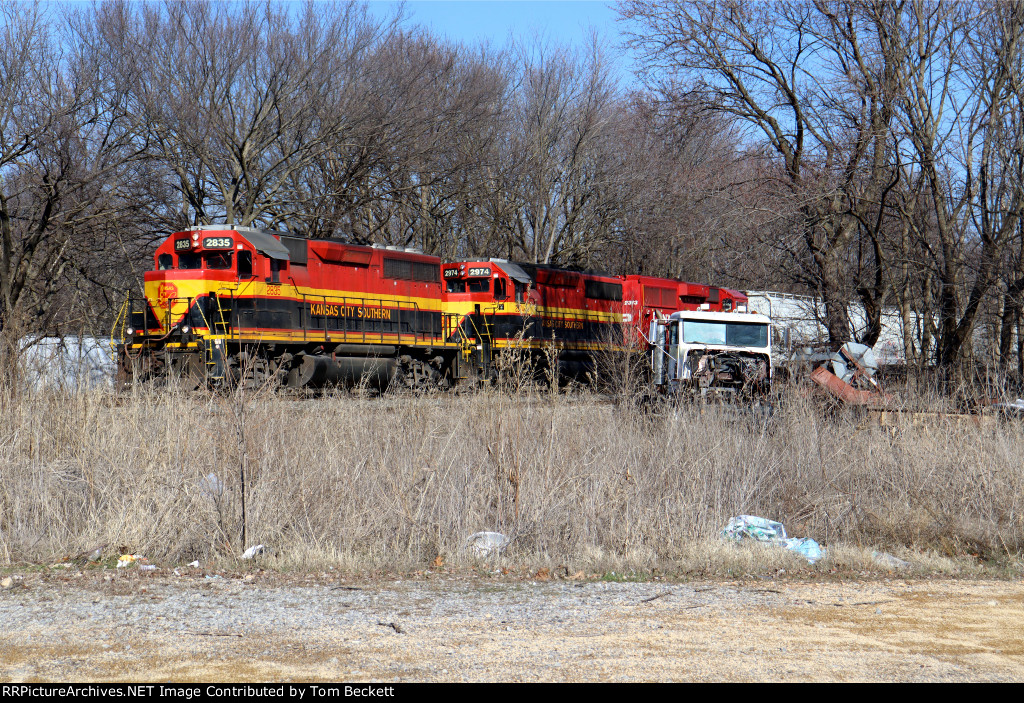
[0,378,1022,575]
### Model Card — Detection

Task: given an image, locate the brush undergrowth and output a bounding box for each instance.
[0,376,1022,577]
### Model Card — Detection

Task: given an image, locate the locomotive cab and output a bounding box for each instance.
[443,263,527,307]
[117,224,457,391]
[442,261,532,339]
[131,227,285,340]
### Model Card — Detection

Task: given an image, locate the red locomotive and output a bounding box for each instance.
[115,225,748,390]
[618,275,748,347]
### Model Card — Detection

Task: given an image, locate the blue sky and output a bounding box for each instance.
[366,1,637,83]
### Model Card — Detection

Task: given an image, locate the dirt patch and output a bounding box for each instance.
[1,575,1022,682]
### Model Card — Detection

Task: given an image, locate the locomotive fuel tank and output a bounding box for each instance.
[287,348,399,389]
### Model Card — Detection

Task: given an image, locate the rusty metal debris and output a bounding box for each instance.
[792,342,890,407]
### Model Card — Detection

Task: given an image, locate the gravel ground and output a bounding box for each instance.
[1,570,1023,682]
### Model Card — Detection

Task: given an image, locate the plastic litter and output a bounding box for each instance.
[783,537,825,564]
[116,554,144,569]
[721,515,825,564]
[464,532,510,558]
[187,560,200,568]
[240,544,265,560]
[199,473,224,499]
[872,551,910,570]
[722,515,787,542]
[139,564,157,572]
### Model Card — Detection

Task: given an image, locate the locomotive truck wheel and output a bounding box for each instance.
[239,356,272,391]
[391,358,443,393]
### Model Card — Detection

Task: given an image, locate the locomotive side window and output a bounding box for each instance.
[178,253,201,269]
[238,251,253,279]
[270,258,283,283]
[446,280,465,293]
[467,278,490,293]
[158,254,173,270]
[514,281,526,303]
[494,278,507,301]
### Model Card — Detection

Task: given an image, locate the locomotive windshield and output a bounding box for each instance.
[178,252,201,269]
[175,251,234,270]
[204,251,232,269]
[681,320,769,348]
[446,278,490,294]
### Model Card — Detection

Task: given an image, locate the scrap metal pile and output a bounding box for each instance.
[788,342,889,407]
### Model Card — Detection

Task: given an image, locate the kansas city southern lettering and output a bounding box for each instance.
[542,318,585,330]
[308,303,394,320]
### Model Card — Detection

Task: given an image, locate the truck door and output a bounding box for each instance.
[652,319,680,386]
[651,319,664,385]
[666,320,679,382]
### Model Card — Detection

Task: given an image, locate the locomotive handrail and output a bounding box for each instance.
[110,294,131,357]
[300,293,432,348]
[193,297,212,333]
[465,313,486,344]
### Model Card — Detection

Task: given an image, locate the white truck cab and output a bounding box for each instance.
[650,309,773,397]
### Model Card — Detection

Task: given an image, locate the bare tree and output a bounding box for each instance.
[92,0,392,231]
[597,91,762,284]
[501,35,621,265]
[622,0,909,346]
[914,1,1024,367]
[0,1,140,370]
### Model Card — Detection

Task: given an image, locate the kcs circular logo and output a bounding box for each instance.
[157,282,178,303]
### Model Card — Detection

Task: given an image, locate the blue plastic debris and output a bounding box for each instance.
[722,515,825,564]
[783,537,825,564]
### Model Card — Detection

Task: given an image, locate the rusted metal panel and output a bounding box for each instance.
[809,365,879,405]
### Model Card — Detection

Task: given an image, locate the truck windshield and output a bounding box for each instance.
[681,320,768,348]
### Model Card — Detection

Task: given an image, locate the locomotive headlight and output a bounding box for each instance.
[126,327,135,336]
[181,325,191,334]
